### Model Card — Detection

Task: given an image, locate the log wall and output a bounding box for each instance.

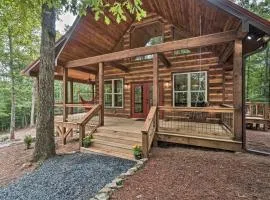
[94,14,231,118]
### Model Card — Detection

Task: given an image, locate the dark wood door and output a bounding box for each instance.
[131,82,163,119]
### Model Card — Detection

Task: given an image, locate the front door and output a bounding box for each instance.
[131,82,163,119]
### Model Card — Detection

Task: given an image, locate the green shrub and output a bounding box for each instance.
[24,135,33,149]
[132,145,143,160]
[0,135,9,142]
[83,135,92,148]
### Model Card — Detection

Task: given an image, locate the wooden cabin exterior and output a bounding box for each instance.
[22,0,270,160]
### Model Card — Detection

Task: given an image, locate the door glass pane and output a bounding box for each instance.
[191,92,205,107]
[174,74,188,91]
[114,94,123,107]
[105,81,112,93]
[174,92,187,107]
[114,79,123,93]
[105,94,112,107]
[191,72,205,91]
[134,86,143,113]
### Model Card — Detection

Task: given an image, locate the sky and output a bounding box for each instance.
[56,12,76,34]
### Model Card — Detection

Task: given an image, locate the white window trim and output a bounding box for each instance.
[173,71,208,107]
[104,78,124,109]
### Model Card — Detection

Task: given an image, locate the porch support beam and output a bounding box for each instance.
[65,30,237,68]
[233,39,243,142]
[158,53,171,67]
[62,67,68,144]
[99,62,104,126]
[153,53,159,135]
[108,61,129,72]
[69,80,74,115]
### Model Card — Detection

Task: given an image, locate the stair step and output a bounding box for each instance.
[94,132,142,146]
[96,128,142,138]
[91,139,134,155]
[81,147,135,160]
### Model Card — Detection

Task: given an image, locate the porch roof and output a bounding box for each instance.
[22,0,270,83]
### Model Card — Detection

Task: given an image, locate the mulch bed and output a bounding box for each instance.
[246,129,270,153]
[111,147,270,200]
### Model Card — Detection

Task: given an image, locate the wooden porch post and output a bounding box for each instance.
[62,67,68,144]
[69,80,73,114]
[99,62,104,126]
[233,39,243,142]
[153,53,159,146]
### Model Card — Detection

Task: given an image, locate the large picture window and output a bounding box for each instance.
[104,79,123,108]
[173,72,207,107]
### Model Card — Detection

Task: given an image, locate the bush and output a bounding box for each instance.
[24,135,33,149]
[132,145,143,160]
[83,135,93,148]
[0,135,9,142]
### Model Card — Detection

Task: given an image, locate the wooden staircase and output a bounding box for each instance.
[81,127,142,160]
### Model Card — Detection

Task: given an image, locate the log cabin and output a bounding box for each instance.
[22,0,270,160]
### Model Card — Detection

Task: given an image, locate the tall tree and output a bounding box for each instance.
[33,0,146,161]
[0,0,40,139]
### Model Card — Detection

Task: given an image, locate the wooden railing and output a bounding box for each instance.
[54,104,102,146]
[141,106,157,158]
[246,102,269,119]
[158,106,235,139]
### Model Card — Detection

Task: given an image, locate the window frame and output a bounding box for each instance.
[173,71,208,107]
[104,78,124,109]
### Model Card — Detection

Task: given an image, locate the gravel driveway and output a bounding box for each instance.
[0,153,135,200]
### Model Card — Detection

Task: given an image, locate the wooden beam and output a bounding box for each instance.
[158,53,171,67]
[153,53,159,134]
[69,81,74,115]
[108,61,129,72]
[65,30,237,68]
[62,67,68,145]
[153,53,159,106]
[233,39,243,142]
[99,62,104,126]
[63,67,68,122]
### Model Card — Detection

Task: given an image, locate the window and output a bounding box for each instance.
[135,36,163,60]
[104,79,123,108]
[173,72,207,107]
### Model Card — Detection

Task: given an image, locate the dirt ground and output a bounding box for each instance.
[111,147,270,200]
[246,129,270,153]
[0,137,79,187]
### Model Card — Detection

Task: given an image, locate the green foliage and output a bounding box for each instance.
[24,135,33,149]
[82,135,93,148]
[236,0,270,20]
[245,43,270,102]
[132,144,142,159]
[0,0,40,132]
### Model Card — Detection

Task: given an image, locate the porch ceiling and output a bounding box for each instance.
[58,0,241,65]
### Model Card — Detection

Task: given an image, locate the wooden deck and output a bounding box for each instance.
[79,116,242,160]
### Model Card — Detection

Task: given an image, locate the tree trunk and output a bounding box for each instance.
[30,78,37,127]
[8,28,15,140]
[33,4,56,161]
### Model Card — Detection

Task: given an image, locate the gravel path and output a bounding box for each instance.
[0,153,135,200]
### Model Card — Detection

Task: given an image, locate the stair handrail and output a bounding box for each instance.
[141,106,157,158]
[79,104,102,146]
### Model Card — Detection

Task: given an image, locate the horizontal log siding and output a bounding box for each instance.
[94,17,229,118]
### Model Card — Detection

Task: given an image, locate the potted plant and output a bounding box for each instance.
[83,135,93,148]
[132,145,143,160]
[24,135,33,149]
